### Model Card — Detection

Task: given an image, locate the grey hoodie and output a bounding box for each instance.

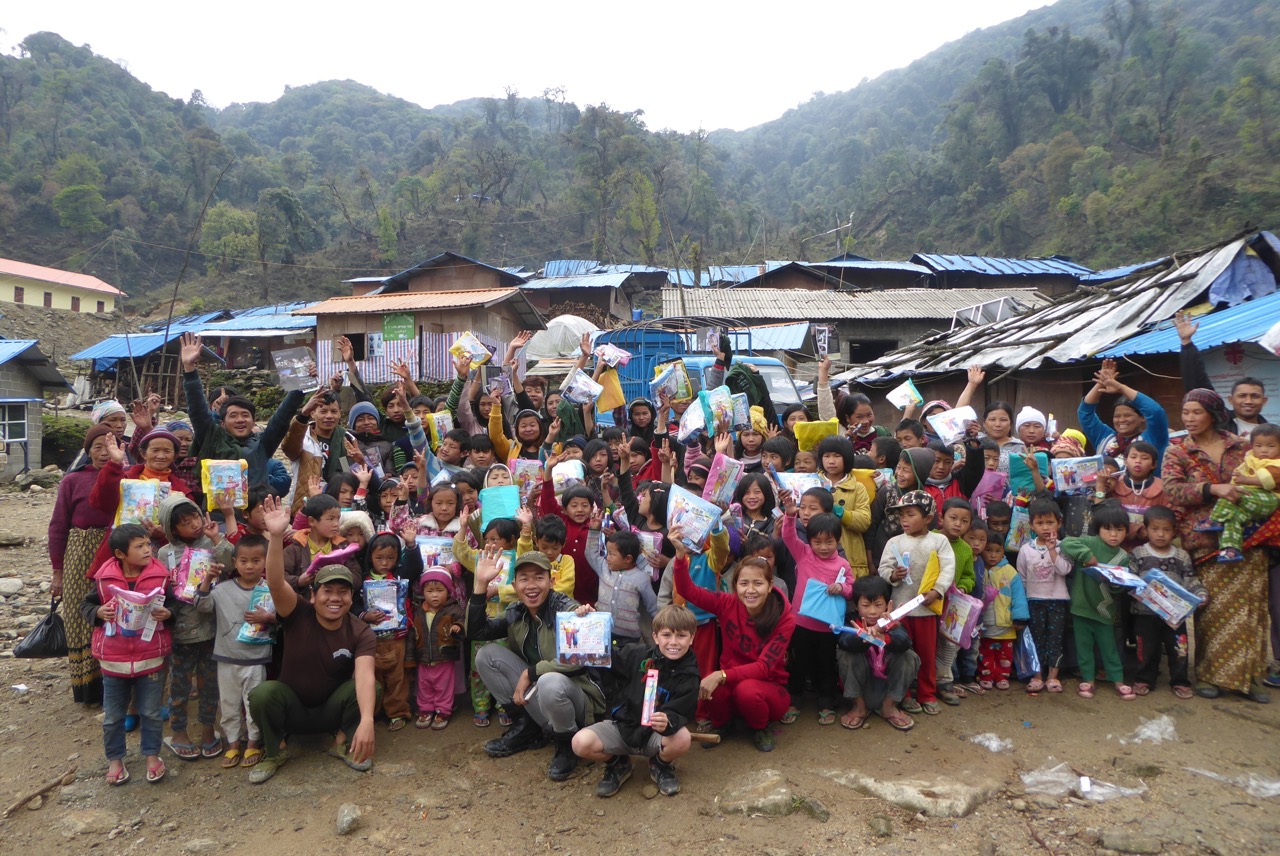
[156,493,234,645]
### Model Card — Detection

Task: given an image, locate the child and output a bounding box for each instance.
[779,493,853,725]
[512,512,576,600]
[282,494,361,594]
[339,510,375,551]
[894,419,925,450]
[793,449,818,474]
[222,484,275,544]
[1106,440,1167,549]
[736,411,768,472]
[953,520,989,695]
[1016,406,1052,452]
[1060,501,1136,700]
[1199,423,1280,562]
[586,514,658,646]
[412,568,464,729]
[871,436,903,481]
[877,490,955,715]
[454,511,521,727]
[836,575,920,732]
[194,534,273,767]
[985,500,1014,564]
[468,434,496,469]
[732,472,777,535]
[979,536,1028,690]
[869,447,934,566]
[437,428,471,468]
[156,494,234,761]
[816,435,872,578]
[935,498,977,705]
[573,605,699,798]
[1128,506,1205,698]
[84,524,175,785]
[1015,498,1072,694]
[538,452,594,602]
[419,483,462,537]
[364,530,422,731]
[760,436,797,474]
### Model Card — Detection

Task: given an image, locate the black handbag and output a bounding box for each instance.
[13,597,69,659]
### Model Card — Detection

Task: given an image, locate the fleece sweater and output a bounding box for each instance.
[877,531,955,618]
[1015,540,1072,601]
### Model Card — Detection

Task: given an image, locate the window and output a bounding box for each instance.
[13,286,22,304]
[43,292,52,308]
[71,296,81,312]
[97,301,105,313]
[0,404,26,442]
[339,333,366,361]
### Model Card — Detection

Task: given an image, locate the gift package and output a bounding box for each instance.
[702,453,745,508]
[560,369,604,406]
[667,485,721,553]
[926,405,978,445]
[202,459,248,511]
[364,578,408,632]
[448,332,493,368]
[236,582,276,644]
[1135,569,1204,628]
[555,611,613,667]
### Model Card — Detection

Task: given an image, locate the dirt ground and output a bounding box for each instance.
[1,489,1278,855]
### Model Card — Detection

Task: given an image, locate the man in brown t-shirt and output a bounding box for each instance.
[247,496,379,784]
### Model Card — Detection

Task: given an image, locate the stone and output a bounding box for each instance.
[869,815,894,838]
[376,762,417,778]
[161,822,179,833]
[1011,799,1028,812]
[28,484,44,494]
[823,769,1001,818]
[642,784,659,799]
[57,783,94,805]
[182,839,219,854]
[1100,829,1163,854]
[16,469,61,490]
[0,577,23,596]
[717,769,794,817]
[795,796,830,822]
[59,809,119,837]
[1032,795,1060,810]
[336,803,362,835]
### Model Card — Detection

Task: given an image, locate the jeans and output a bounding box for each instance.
[103,671,166,761]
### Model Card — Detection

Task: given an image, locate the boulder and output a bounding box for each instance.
[59,809,118,837]
[16,469,62,490]
[717,769,794,817]
[823,769,1001,818]
[0,577,23,595]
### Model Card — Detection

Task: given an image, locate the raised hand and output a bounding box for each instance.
[391,360,412,382]
[352,463,372,487]
[475,545,505,592]
[454,352,472,378]
[1174,310,1199,346]
[131,398,154,434]
[546,416,562,444]
[966,365,986,386]
[588,504,604,531]
[260,495,290,537]
[307,475,323,498]
[105,432,126,465]
[179,332,203,372]
[578,332,591,357]
[714,431,733,457]
[817,354,831,380]
[765,423,781,440]
[329,372,344,392]
[336,335,354,363]
[344,437,366,466]
[515,505,533,530]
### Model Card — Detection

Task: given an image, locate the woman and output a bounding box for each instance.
[48,425,117,705]
[1079,358,1170,464]
[1161,389,1268,702]
[672,534,795,752]
[981,401,1026,474]
[68,400,132,472]
[780,404,810,445]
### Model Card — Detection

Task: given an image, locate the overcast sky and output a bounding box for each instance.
[3,1,1050,133]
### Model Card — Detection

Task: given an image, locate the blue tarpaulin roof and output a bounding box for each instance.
[911,253,1093,277]
[1079,259,1169,284]
[1100,290,1280,357]
[138,311,227,332]
[72,333,224,370]
[0,339,70,388]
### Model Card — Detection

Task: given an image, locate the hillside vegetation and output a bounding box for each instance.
[0,0,1276,310]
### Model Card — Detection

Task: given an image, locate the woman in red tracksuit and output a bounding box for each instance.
[671,532,795,753]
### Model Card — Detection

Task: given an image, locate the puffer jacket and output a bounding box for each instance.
[411,595,464,664]
[85,556,173,678]
[281,418,358,514]
[155,493,234,645]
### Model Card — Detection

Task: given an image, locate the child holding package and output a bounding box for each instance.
[1127,506,1205,698]
[454,510,521,727]
[979,536,1029,690]
[779,491,853,725]
[935,498,977,705]
[1016,498,1072,694]
[877,490,955,715]
[836,574,921,732]
[1060,501,1136,700]
[509,510,576,602]
[363,528,423,732]
[586,512,658,646]
[155,494,234,761]
[412,567,464,729]
[84,524,176,785]
[1198,423,1280,563]
[194,534,273,768]
[573,605,700,798]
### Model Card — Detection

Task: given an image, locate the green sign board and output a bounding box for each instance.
[383,313,415,341]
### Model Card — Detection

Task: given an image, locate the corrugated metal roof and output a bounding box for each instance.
[911,253,1093,277]
[596,263,665,275]
[662,287,1047,321]
[342,276,388,284]
[810,259,933,275]
[301,288,545,329]
[1079,259,1170,284]
[200,313,316,333]
[139,311,228,332]
[71,332,225,366]
[0,340,70,388]
[861,238,1250,379]
[704,322,812,352]
[1100,289,1280,357]
[708,265,768,284]
[543,259,602,278]
[0,257,126,295]
[230,301,317,318]
[376,252,526,293]
[520,273,631,291]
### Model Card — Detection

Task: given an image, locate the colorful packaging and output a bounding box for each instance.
[493,549,518,587]
[416,536,455,569]
[798,576,847,628]
[666,485,721,554]
[593,343,632,368]
[885,378,924,411]
[650,360,692,402]
[635,530,663,558]
[107,585,165,638]
[832,621,887,647]
[551,459,585,497]
[876,594,925,630]
[555,611,613,667]
[172,548,213,605]
[480,485,520,530]
[940,585,984,649]
[676,400,705,445]
[1009,450,1051,498]
[1004,504,1033,552]
[236,582,276,645]
[1050,456,1103,496]
[698,385,734,435]
[1084,563,1147,590]
[730,393,751,431]
[640,668,660,726]
[511,458,543,501]
[559,369,604,406]
[115,479,168,527]
[702,453,744,508]
[427,412,454,452]
[363,578,408,632]
[794,419,838,452]
[1135,569,1204,629]
[926,405,979,445]
[272,346,319,393]
[201,459,248,512]
[448,332,493,368]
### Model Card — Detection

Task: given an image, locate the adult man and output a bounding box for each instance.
[281,388,358,512]
[1177,312,1269,435]
[180,332,304,488]
[468,548,605,781]
[246,496,379,784]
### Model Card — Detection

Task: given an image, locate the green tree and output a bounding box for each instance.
[621,172,662,265]
[52,184,107,233]
[1016,27,1106,115]
[199,202,257,275]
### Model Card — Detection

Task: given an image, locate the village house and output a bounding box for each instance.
[0,257,125,313]
[0,339,71,478]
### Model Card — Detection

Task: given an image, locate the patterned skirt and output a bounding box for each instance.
[63,527,107,705]
[1196,548,1271,693]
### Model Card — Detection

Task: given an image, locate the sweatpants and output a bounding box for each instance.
[170,640,218,733]
[416,661,457,718]
[901,615,939,703]
[1073,614,1124,684]
[787,625,839,710]
[475,643,586,733]
[704,678,789,730]
[373,636,411,720]
[690,618,721,721]
[1026,600,1069,674]
[469,640,497,716]
[216,662,266,745]
[248,678,380,760]
[1128,614,1190,688]
[1211,489,1278,552]
[837,647,920,711]
[979,638,1014,684]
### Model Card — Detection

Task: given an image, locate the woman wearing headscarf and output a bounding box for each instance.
[68,400,133,472]
[1078,358,1170,465]
[47,425,117,705]
[1161,389,1269,702]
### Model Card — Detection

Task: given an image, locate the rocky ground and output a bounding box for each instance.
[0,488,1278,855]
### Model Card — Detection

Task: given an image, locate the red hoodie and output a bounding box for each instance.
[673,557,794,687]
[539,477,594,603]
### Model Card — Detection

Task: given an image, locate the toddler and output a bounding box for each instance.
[935,498,977,704]
[1061,501,1135,700]
[1199,423,1280,562]
[585,517,658,646]
[836,575,920,732]
[412,568,464,729]
[979,536,1029,689]
[363,530,422,731]
[1015,498,1071,694]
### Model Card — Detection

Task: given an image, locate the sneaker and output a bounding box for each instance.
[753,728,776,753]
[595,756,632,798]
[937,684,961,706]
[899,696,923,714]
[1263,674,1280,689]
[248,752,289,784]
[327,744,373,772]
[649,756,681,796]
[1218,548,1244,563]
[484,712,547,758]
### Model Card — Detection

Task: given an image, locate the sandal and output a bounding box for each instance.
[781,706,800,725]
[1078,682,1095,699]
[817,709,836,726]
[840,710,870,730]
[1133,683,1151,696]
[388,717,407,732]
[882,709,915,732]
[920,700,941,716]
[221,747,243,769]
[473,712,490,728]
[416,713,436,729]
[201,737,224,759]
[146,759,167,783]
[959,682,986,695]
[1117,684,1137,700]
[1173,685,1194,700]
[106,763,130,786]
[165,737,201,761]
[1046,679,1063,693]
[497,711,513,727]
[241,747,263,768]
[1026,678,1045,693]
[430,714,451,731]
[899,696,923,714]
[995,680,1010,690]
[979,680,994,691]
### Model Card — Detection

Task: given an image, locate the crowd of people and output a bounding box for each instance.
[45,313,1277,798]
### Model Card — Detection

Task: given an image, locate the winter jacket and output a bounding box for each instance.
[780,513,853,632]
[539,476,595,603]
[281,529,363,600]
[923,439,985,513]
[85,556,174,678]
[829,472,872,577]
[585,530,658,640]
[184,370,304,487]
[155,493,234,645]
[280,418,357,514]
[981,559,1029,640]
[411,595,464,664]
[605,641,700,750]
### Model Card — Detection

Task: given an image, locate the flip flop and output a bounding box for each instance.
[106,763,130,786]
[221,747,242,769]
[388,717,407,732]
[1078,682,1095,699]
[201,737,224,759]
[473,712,490,727]
[1046,679,1063,693]
[146,759,167,783]
[241,747,263,768]
[1133,683,1151,696]
[1173,685,1194,700]
[817,709,836,726]
[1026,678,1045,693]
[416,713,436,729]
[881,710,915,732]
[840,710,870,730]
[164,737,201,761]
[780,707,800,725]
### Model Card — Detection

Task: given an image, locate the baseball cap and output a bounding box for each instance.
[513,551,552,575]
[887,489,936,519]
[314,565,355,588]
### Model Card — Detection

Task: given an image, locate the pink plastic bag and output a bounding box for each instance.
[940,584,984,649]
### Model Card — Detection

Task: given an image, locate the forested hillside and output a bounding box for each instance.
[0,0,1276,311]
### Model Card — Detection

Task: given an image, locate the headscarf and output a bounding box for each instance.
[162,420,192,435]
[91,400,126,423]
[1050,434,1085,458]
[749,405,768,436]
[1183,388,1229,431]
[83,423,113,452]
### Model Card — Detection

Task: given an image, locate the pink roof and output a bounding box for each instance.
[0,257,126,296]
